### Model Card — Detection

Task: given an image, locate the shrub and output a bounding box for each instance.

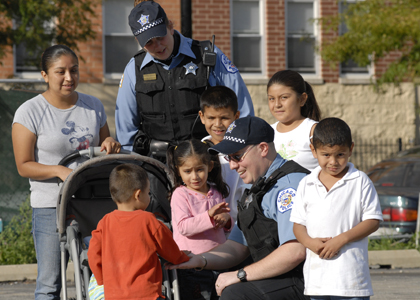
[368,234,418,251]
[0,196,36,265]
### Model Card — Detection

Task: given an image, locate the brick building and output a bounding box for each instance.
[0,0,389,84]
[1,0,418,167]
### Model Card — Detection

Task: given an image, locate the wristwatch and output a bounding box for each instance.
[237,268,247,282]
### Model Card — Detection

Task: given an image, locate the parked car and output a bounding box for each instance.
[366,155,420,235]
[396,145,420,158]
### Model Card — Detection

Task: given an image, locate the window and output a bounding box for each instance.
[104,0,140,78]
[15,43,43,73]
[231,0,263,74]
[405,163,420,188]
[286,1,317,74]
[14,19,53,77]
[339,1,369,75]
[368,163,408,188]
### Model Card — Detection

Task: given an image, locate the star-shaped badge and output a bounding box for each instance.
[184,61,199,75]
[227,122,236,133]
[138,14,149,26]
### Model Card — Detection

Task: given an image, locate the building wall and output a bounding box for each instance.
[192,0,231,58]
[266,0,286,77]
[320,0,340,83]
[248,82,418,144]
[1,0,418,161]
[2,79,417,168]
[78,3,104,84]
[0,47,14,79]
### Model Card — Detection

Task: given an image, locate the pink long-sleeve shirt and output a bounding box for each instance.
[171,185,232,254]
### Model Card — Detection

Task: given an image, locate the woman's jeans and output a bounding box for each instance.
[33,208,62,300]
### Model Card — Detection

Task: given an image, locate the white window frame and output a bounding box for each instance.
[285,0,321,80]
[338,0,372,82]
[103,0,141,80]
[230,0,266,78]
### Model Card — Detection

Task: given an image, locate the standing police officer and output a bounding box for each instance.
[115,0,254,156]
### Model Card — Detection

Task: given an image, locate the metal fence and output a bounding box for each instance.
[350,137,409,172]
[0,90,38,228]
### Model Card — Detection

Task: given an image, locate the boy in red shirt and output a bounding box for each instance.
[88,163,189,300]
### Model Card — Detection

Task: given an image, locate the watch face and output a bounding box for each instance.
[237,269,247,282]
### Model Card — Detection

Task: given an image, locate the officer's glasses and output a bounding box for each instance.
[224,145,256,163]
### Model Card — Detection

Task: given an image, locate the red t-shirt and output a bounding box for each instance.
[88,209,189,300]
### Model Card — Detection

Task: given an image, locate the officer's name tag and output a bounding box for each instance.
[143,73,157,81]
[277,188,296,213]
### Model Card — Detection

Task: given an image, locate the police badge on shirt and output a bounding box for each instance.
[277,188,296,213]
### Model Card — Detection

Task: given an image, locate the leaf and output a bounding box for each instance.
[0,0,101,64]
[316,0,420,87]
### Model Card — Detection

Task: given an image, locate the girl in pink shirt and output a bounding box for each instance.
[167,139,232,300]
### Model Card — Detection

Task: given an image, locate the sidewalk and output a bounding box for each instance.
[1,268,420,300]
[1,250,419,282]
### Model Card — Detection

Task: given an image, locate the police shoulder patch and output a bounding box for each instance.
[276,187,297,214]
[221,54,238,74]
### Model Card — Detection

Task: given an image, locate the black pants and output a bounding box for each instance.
[178,269,220,300]
[220,275,309,300]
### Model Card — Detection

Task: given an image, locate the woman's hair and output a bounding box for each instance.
[41,45,78,74]
[134,0,149,6]
[267,70,321,121]
[166,139,229,199]
[109,163,149,204]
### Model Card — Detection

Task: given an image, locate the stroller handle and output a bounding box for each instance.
[58,147,133,167]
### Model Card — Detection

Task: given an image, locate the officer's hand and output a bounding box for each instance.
[213,212,231,229]
[165,253,202,270]
[215,271,239,296]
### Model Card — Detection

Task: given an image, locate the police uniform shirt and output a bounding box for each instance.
[228,154,307,247]
[115,31,255,150]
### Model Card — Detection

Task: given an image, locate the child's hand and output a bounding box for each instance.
[208,202,230,218]
[307,237,331,255]
[213,212,231,229]
[318,235,345,259]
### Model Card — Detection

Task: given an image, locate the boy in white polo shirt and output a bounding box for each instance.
[290,117,383,300]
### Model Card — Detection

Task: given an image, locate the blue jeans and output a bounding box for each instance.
[311,297,370,300]
[33,208,62,300]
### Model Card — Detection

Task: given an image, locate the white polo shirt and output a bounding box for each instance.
[290,163,383,297]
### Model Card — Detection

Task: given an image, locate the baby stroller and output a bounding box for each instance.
[56,147,180,300]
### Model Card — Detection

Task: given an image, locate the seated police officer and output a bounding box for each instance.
[168,116,310,300]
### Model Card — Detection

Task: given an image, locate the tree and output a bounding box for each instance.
[317,0,420,87]
[0,0,100,65]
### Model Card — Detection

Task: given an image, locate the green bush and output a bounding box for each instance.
[0,196,36,265]
[368,234,419,251]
